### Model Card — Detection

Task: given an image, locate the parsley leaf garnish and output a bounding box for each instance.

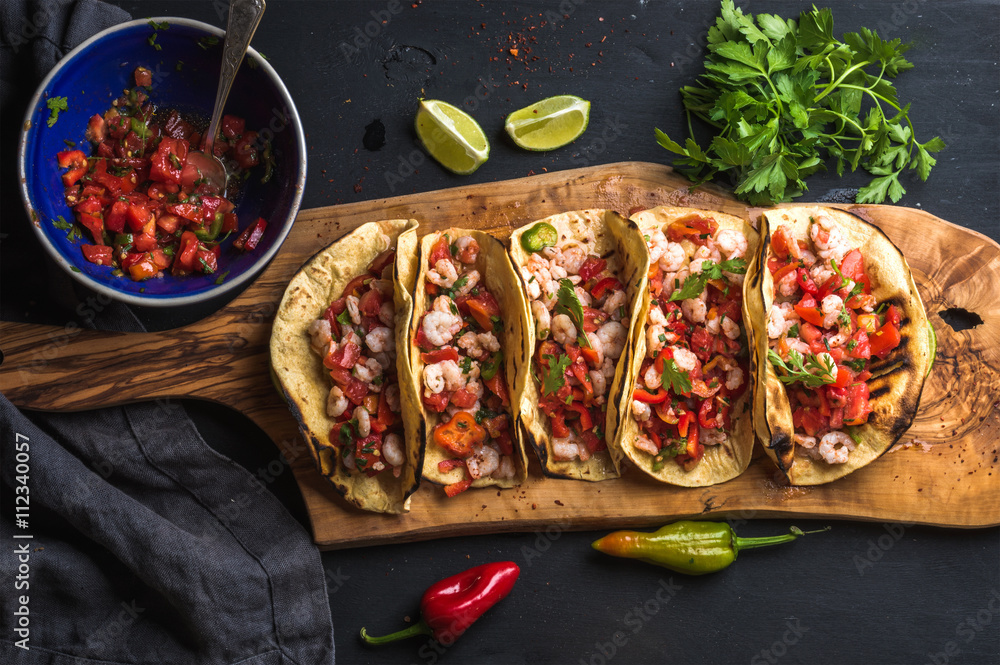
[668,258,746,302]
[46,96,68,127]
[768,349,837,387]
[655,0,944,205]
[542,353,572,395]
[660,359,693,395]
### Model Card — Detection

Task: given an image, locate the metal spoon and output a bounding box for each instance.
[185,0,267,193]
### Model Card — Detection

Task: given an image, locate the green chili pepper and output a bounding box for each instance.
[592,520,830,575]
[520,222,558,253]
[480,350,504,381]
[195,211,224,241]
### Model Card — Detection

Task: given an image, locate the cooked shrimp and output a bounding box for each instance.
[422,311,462,346]
[455,236,480,264]
[427,258,459,288]
[600,357,616,379]
[382,433,405,467]
[555,244,587,274]
[722,316,741,341]
[602,290,627,320]
[645,230,669,263]
[354,357,383,384]
[643,364,662,390]
[809,261,836,287]
[700,427,727,446]
[552,438,582,461]
[574,285,593,307]
[354,406,371,437]
[494,456,516,479]
[455,270,480,296]
[465,378,485,399]
[327,386,349,418]
[589,369,607,397]
[635,435,659,456]
[551,314,578,346]
[821,294,845,329]
[632,399,652,422]
[531,300,551,338]
[365,326,395,353]
[372,352,391,372]
[784,338,812,356]
[346,295,362,325]
[521,267,542,300]
[810,215,849,261]
[647,323,667,355]
[705,310,722,336]
[378,301,396,327]
[672,346,700,373]
[445,399,481,420]
[342,450,357,471]
[308,318,332,355]
[466,443,500,479]
[341,329,362,349]
[819,431,855,464]
[423,360,452,394]
[716,229,748,260]
[799,249,817,268]
[431,295,454,313]
[385,383,401,413]
[457,331,500,360]
[658,242,687,272]
[693,243,721,265]
[596,321,627,359]
[648,305,667,326]
[776,270,799,298]
[725,365,744,391]
[682,297,707,324]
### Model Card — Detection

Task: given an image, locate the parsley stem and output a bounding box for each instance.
[813,59,872,103]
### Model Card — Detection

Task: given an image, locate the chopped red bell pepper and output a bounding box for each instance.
[421,348,459,364]
[633,388,667,404]
[81,244,113,266]
[233,217,267,252]
[590,277,622,300]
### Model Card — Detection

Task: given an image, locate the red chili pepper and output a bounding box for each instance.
[361,562,520,646]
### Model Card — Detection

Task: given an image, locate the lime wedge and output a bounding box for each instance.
[504,95,591,151]
[415,99,490,175]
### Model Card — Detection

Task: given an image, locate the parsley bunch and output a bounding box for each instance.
[656,1,944,205]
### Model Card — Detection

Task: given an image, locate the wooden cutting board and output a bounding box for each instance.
[2,162,998,548]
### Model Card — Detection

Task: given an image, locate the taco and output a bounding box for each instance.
[408,229,531,496]
[617,207,758,486]
[509,210,648,481]
[746,206,931,485]
[270,220,422,513]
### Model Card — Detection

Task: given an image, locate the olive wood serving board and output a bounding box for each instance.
[2,162,997,548]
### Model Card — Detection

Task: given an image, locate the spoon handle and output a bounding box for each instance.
[204,0,267,153]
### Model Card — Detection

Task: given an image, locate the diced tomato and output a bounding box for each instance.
[798,321,822,344]
[795,299,824,327]
[328,341,361,369]
[133,232,158,252]
[422,391,450,413]
[61,166,88,187]
[126,198,152,232]
[149,137,188,184]
[173,231,200,272]
[343,378,368,405]
[485,371,510,406]
[233,131,259,169]
[580,345,601,368]
[221,212,239,234]
[884,304,901,329]
[698,398,719,429]
[869,321,901,358]
[81,244,113,266]
[421,348,459,364]
[581,430,604,453]
[796,268,819,296]
[126,254,158,280]
[370,392,395,434]
[328,367,352,387]
[831,365,851,388]
[221,114,245,140]
[133,66,152,87]
[438,458,466,473]
[590,277,622,300]
[839,249,865,281]
[77,212,104,244]
[57,150,87,169]
[829,407,844,429]
[494,430,514,456]
[428,236,452,268]
[450,388,478,409]
[415,326,436,352]
[155,213,182,234]
[848,328,871,359]
[353,434,383,477]
[689,326,715,363]
[667,216,718,245]
[466,292,501,331]
[150,248,171,270]
[195,246,219,273]
[578,256,607,281]
[444,478,473,497]
[844,382,872,425]
[581,307,607,333]
[771,224,800,259]
[857,314,879,333]
[358,288,382,317]
[796,407,827,437]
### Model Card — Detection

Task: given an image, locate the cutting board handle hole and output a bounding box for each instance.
[940,307,984,332]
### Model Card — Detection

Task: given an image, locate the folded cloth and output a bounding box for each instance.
[0,2,335,663]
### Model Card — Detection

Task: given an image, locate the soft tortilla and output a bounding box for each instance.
[618,206,758,487]
[270,220,422,513]
[509,210,649,481]
[747,206,931,485]
[409,229,530,489]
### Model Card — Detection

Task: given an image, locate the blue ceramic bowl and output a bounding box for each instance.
[18,17,306,307]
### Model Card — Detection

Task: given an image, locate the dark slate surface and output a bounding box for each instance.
[3,1,998,663]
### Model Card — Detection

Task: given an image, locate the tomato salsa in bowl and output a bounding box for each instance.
[18,18,306,307]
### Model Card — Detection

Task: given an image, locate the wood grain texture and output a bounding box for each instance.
[1,162,997,547]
